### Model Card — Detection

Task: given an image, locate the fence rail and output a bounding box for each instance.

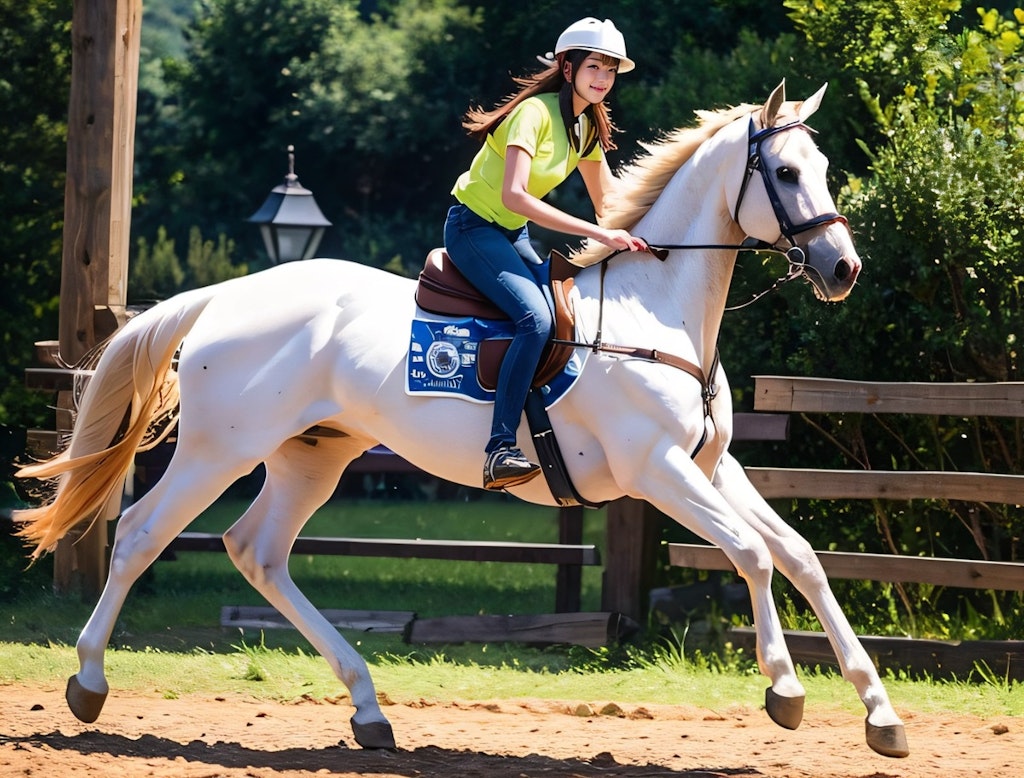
[668,544,1024,591]
[754,375,1024,417]
[744,467,1024,503]
[669,375,1024,678]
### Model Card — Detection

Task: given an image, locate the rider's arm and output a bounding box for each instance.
[501,145,643,252]
[577,156,618,224]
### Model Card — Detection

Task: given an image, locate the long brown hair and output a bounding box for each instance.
[461,50,621,153]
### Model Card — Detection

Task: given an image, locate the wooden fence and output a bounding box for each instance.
[668,376,1024,678]
[159,412,783,621]
[23,337,784,626]
[28,365,1024,664]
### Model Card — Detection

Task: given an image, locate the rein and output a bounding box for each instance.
[610,237,812,311]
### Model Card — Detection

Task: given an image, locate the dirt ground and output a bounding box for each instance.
[0,683,1019,777]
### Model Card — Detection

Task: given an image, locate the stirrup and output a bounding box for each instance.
[483,446,541,491]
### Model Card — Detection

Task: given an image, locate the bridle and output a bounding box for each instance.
[551,115,851,458]
[635,118,850,308]
[726,118,849,306]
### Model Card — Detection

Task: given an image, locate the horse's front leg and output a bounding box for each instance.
[712,452,909,758]
[619,442,806,710]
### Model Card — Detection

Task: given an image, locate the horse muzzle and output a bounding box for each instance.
[791,225,862,302]
[795,257,859,302]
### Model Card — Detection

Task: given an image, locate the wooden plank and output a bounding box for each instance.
[220,606,414,633]
[405,612,638,648]
[745,467,1024,504]
[24,367,93,392]
[731,412,789,441]
[729,627,1024,681]
[50,0,142,598]
[668,543,1024,590]
[169,532,601,566]
[754,375,1024,417]
[60,0,140,362]
[26,429,62,459]
[33,340,61,367]
[337,413,791,475]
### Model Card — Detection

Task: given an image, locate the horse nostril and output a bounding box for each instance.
[834,259,852,282]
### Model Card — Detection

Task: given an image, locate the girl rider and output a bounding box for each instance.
[445,17,647,491]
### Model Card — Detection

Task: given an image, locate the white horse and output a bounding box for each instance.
[15,82,909,758]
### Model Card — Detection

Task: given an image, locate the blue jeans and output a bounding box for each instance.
[444,203,553,453]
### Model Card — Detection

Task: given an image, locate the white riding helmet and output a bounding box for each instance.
[555,17,635,73]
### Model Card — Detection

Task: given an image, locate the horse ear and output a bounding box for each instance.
[761,80,786,127]
[798,83,828,122]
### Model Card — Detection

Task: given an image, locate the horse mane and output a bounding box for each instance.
[571,102,756,267]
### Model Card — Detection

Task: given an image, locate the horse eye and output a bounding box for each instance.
[776,166,799,184]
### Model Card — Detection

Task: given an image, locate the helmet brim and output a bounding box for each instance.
[560,46,635,74]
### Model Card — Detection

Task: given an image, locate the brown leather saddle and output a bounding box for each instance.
[414,248,581,391]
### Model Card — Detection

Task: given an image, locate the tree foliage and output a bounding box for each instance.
[726,3,1024,630]
[130,225,244,300]
[0,0,70,428]
[134,0,486,272]
[6,0,1024,630]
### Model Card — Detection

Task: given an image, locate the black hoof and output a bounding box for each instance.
[764,686,804,730]
[351,717,396,749]
[866,720,909,758]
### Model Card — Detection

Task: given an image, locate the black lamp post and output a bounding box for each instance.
[248,145,332,263]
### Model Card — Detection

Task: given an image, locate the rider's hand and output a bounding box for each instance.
[596,228,648,253]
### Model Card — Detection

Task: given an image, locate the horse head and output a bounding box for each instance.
[734,81,861,302]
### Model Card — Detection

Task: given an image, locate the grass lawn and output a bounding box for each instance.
[3,496,1024,720]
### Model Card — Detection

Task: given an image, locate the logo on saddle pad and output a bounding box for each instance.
[406,316,584,406]
[424,325,469,380]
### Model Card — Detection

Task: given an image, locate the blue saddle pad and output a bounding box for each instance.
[406,315,584,407]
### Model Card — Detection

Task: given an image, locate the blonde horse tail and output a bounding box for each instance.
[13,287,219,558]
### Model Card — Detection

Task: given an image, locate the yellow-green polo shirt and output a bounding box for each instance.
[452,92,603,230]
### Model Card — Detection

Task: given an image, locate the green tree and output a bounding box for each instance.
[186,226,245,288]
[130,225,245,301]
[132,0,485,275]
[131,226,185,301]
[0,0,71,430]
[727,3,1024,632]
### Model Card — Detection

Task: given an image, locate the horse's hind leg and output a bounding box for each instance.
[713,453,908,757]
[220,435,395,749]
[69,453,257,723]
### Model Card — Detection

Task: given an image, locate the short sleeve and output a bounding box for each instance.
[502,100,547,156]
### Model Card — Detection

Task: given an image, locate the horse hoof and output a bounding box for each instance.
[65,675,107,723]
[351,717,396,749]
[866,720,909,758]
[764,686,804,730]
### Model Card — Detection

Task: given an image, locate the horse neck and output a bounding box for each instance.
[598,147,746,371]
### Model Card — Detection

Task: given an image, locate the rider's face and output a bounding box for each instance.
[566,54,618,115]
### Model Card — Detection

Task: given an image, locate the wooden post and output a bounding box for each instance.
[555,506,584,613]
[601,498,660,621]
[52,0,142,597]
